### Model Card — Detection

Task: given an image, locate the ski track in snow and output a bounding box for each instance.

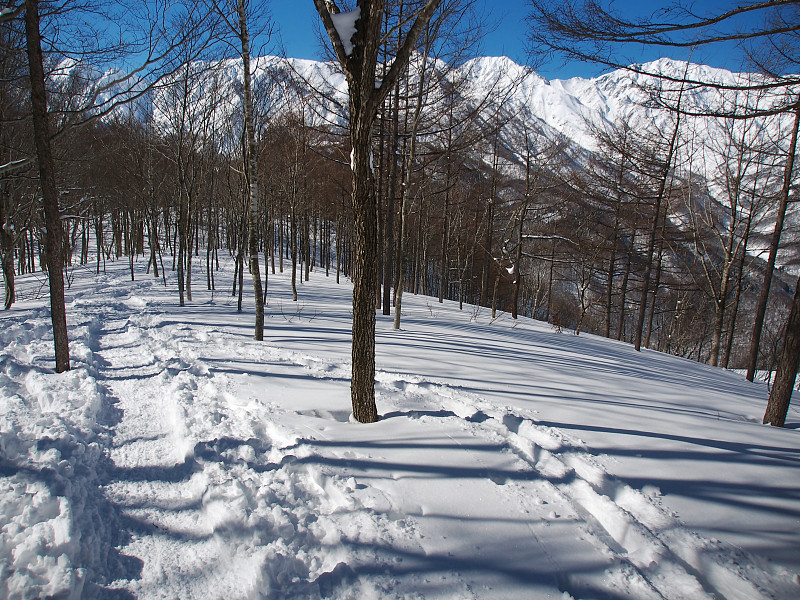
[1,266,798,599]
[108,313,782,598]
[358,369,785,600]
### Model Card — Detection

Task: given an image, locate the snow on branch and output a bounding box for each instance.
[0,4,22,24]
[522,234,579,246]
[0,157,30,176]
[330,7,360,56]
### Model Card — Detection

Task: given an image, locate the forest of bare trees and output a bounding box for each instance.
[1,0,799,426]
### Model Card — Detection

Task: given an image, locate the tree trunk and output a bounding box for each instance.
[393,189,408,330]
[634,113,680,351]
[185,199,193,300]
[491,271,500,319]
[383,80,400,315]
[723,211,752,369]
[238,0,265,340]
[1,193,15,309]
[480,200,493,307]
[291,206,298,300]
[392,47,428,329]
[512,205,526,320]
[2,243,14,310]
[314,0,442,423]
[746,104,800,380]
[24,0,69,372]
[350,110,380,423]
[709,248,735,367]
[605,155,626,338]
[764,273,800,427]
[547,240,555,321]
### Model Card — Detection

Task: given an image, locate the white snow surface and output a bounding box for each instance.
[331,8,360,57]
[1,256,799,599]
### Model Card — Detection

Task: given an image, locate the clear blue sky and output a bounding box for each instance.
[270,1,745,80]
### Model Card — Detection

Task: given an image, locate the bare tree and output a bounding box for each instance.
[765,273,800,426]
[23,0,68,371]
[313,0,443,423]
[203,0,274,340]
[632,65,689,351]
[745,102,800,379]
[526,0,800,418]
[0,9,27,309]
[527,0,800,110]
[10,0,222,372]
[684,100,777,367]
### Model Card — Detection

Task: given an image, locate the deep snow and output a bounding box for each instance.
[1,254,799,599]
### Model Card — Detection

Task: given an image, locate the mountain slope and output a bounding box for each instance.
[1,254,798,599]
[141,53,796,157]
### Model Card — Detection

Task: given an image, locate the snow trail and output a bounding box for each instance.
[79,289,409,598]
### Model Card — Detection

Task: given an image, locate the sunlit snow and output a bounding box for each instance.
[1,254,798,599]
[331,8,360,57]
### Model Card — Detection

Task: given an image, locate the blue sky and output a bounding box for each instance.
[270,1,747,80]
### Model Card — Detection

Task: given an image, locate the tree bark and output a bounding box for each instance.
[764,273,800,427]
[1,192,15,309]
[383,82,399,316]
[746,103,800,381]
[350,108,380,423]
[314,0,442,423]
[238,0,265,340]
[291,205,298,300]
[24,0,70,372]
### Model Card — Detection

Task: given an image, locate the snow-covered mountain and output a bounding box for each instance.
[131,53,800,275]
[142,53,796,157]
[379,56,786,144]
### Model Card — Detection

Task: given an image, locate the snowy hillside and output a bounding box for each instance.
[142,53,797,158]
[455,56,796,158]
[2,254,799,599]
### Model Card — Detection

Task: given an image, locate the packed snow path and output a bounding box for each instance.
[1,259,799,599]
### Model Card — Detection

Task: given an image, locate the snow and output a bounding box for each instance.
[1,254,799,599]
[331,8,360,57]
[456,56,795,161]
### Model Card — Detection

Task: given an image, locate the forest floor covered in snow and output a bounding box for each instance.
[1,255,799,600]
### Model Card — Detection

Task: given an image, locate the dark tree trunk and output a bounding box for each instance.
[512,204,526,320]
[1,192,15,309]
[634,112,680,351]
[24,0,69,372]
[350,119,380,423]
[290,206,298,301]
[764,273,800,427]
[382,80,400,316]
[480,200,493,307]
[605,155,626,338]
[185,199,193,300]
[314,0,442,423]
[2,244,13,310]
[746,104,800,381]
[723,211,752,369]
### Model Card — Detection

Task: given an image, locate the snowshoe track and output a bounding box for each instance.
[90,300,415,599]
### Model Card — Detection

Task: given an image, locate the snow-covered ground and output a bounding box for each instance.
[1,254,799,600]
